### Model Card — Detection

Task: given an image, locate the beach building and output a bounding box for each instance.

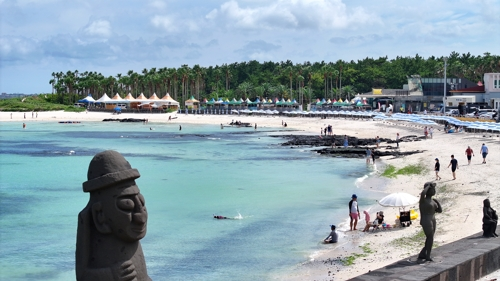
[358,73,500,113]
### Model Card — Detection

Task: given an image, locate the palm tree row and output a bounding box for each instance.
[49,52,500,105]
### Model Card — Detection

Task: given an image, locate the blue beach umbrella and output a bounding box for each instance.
[114,106,121,111]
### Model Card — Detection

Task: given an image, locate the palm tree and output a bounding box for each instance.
[302,86,313,105]
[261,82,273,98]
[116,73,123,95]
[237,82,253,99]
[222,64,232,90]
[341,85,356,101]
[253,86,265,100]
[284,66,294,100]
[214,68,222,92]
[273,84,287,99]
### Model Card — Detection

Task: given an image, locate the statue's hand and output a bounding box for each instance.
[433,199,443,213]
[114,260,137,281]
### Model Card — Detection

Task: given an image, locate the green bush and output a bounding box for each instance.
[0,94,84,112]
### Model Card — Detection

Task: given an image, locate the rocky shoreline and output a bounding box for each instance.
[273,134,426,158]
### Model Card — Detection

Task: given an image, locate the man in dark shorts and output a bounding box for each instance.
[480,143,489,164]
[434,158,441,180]
[465,146,474,165]
[447,155,458,180]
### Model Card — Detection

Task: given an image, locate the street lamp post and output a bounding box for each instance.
[443,57,448,114]
[339,65,342,99]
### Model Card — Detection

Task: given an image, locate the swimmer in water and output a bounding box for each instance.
[213,215,232,219]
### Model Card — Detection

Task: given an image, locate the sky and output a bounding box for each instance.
[1,0,499,94]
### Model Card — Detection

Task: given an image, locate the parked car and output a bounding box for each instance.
[444,109,459,116]
[478,112,495,119]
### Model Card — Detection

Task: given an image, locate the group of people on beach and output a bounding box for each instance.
[434,143,489,180]
[324,194,389,243]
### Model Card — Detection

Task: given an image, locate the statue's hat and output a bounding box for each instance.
[83,150,140,192]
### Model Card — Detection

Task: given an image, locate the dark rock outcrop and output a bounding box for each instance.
[273,135,424,158]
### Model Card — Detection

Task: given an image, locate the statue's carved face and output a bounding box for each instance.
[100,180,148,242]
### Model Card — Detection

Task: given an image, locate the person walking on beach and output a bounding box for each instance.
[343,135,348,148]
[366,148,371,164]
[396,133,400,148]
[371,149,375,164]
[434,158,441,180]
[447,155,458,180]
[424,127,428,139]
[465,146,474,165]
[429,127,434,139]
[375,136,380,148]
[348,194,360,231]
[480,143,489,164]
[324,225,338,243]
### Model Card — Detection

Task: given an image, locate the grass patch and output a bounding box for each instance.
[0,94,85,112]
[438,184,449,193]
[381,163,426,178]
[341,243,373,266]
[391,229,439,250]
[381,165,397,177]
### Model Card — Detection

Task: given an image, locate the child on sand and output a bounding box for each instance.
[362,210,371,232]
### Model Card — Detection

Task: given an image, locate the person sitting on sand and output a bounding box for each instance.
[376,211,384,225]
[324,225,338,243]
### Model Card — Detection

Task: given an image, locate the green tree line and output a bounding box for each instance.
[49,52,500,105]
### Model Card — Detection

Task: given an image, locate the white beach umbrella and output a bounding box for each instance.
[378,192,419,208]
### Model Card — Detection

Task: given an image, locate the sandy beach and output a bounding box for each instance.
[2,110,499,280]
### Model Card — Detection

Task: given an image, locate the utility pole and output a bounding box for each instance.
[443,57,448,114]
[339,64,343,100]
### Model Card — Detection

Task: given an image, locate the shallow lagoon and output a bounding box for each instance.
[0,121,379,280]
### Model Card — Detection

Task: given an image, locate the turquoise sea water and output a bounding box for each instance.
[0,121,379,281]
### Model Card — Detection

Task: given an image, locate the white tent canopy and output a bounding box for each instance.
[96,93,112,103]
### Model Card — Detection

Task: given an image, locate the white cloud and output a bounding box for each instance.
[208,0,378,30]
[149,0,166,10]
[0,36,40,62]
[83,20,111,37]
[151,15,177,32]
[151,14,200,33]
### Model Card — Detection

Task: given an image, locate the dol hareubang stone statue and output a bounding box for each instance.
[418,182,442,261]
[76,150,151,281]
